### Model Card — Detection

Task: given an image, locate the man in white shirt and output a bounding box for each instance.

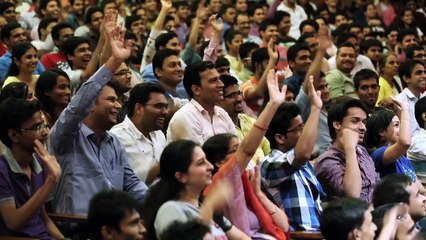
[408,97,426,184]
[110,83,168,184]
[167,61,236,144]
[277,0,308,40]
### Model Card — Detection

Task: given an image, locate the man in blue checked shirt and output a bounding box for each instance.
[261,76,326,231]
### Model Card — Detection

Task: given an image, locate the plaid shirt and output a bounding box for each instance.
[260,149,326,231]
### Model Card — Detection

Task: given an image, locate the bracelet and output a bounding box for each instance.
[269,205,278,216]
[254,123,268,131]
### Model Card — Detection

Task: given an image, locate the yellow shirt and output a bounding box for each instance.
[3,75,39,99]
[377,76,399,105]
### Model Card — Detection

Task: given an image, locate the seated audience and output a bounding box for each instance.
[40,22,74,69]
[160,220,212,240]
[316,98,380,202]
[377,52,402,105]
[408,97,426,184]
[353,69,381,115]
[74,6,103,51]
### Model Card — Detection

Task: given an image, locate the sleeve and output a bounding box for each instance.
[203,36,219,63]
[371,147,387,170]
[48,66,113,154]
[408,137,426,161]
[181,43,197,65]
[154,201,192,238]
[315,157,346,197]
[0,168,14,206]
[241,81,255,101]
[140,28,162,71]
[167,110,203,144]
[0,58,9,82]
[122,147,148,203]
[260,151,302,187]
[326,71,344,99]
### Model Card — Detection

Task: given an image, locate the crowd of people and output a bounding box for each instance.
[0,0,426,239]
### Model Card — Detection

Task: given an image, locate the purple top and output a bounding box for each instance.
[315,144,380,203]
[0,149,52,239]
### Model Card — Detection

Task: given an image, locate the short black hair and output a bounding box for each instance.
[248,3,263,17]
[406,45,424,59]
[152,48,180,79]
[274,10,290,22]
[62,36,90,66]
[364,109,395,149]
[0,2,15,15]
[84,6,102,25]
[0,98,41,148]
[127,82,166,118]
[224,29,243,51]
[299,19,319,34]
[39,0,58,14]
[265,103,301,149]
[320,198,369,240]
[125,14,141,31]
[372,174,411,208]
[51,22,73,41]
[397,28,417,43]
[160,220,211,240]
[353,69,379,90]
[415,97,426,128]
[38,17,58,40]
[327,98,368,140]
[398,59,424,82]
[0,82,28,102]
[219,74,238,90]
[214,56,230,68]
[251,47,269,72]
[183,61,215,98]
[259,18,277,32]
[359,38,383,55]
[88,190,142,240]
[155,31,178,51]
[287,43,310,63]
[336,32,358,47]
[239,42,259,60]
[1,22,22,43]
[336,41,356,56]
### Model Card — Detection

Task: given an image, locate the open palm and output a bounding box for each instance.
[267,69,286,105]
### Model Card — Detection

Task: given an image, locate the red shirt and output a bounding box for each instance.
[40,52,67,70]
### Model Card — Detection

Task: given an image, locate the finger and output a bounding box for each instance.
[33,139,46,156]
[281,84,287,96]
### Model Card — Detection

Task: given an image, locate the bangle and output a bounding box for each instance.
[254,123,268,131]
[269,205,278,216]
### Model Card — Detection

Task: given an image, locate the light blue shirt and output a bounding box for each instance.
[49,66,148,216]
[0,51,45,82]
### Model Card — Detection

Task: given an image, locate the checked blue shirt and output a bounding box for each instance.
[261,149,326,231]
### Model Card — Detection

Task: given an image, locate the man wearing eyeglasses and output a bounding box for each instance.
[0,98,64,238]
[110,83,168,185]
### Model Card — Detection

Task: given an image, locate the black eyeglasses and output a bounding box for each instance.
[114,69,132,76]
[19,122,50,133]
[145,103,169,110]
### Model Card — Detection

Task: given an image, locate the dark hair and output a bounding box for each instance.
[353,69,379,90]
[259,18,277,33]
[88,190,142,240]
[1,22,22,42]
[371,203,399,236]
[239,42,259,60]
[141,140,199,240]
[160,220,211,240]
[84,6,103,25]
[398,59,424,82]
[152,48,180,79]
[174,1,189,9]
[348,23,362,31]
[406,45,424,59]
[265,103,300,149]
[125,14,141,30]
[51,22,73,41]
[248,3,263,17]
[202,133,236,174]
[320,198,370,240]
[299,19,319,34]
[155,31,178,51]
[62,36,90,66]
[415,97,426,128]
[297,32,317,44]
[0,2,14,15]
[38,17,58,40]
[224,29,243,51]
[379,52,396,73]
[214,56,230,69]
[336,41,356,56]
[372,174,412,208]
[183,61,215,98]
[273,10,290,22]
[125,30,137,41]
[0,82,28,102]
[39,0,58,16]
[219,74,238,90]
[397,28,417,43]
[219,4,235,17]
[251,47,269,72]
[333,12,349,23]
[127,82,166,117]
[35,68,70,113]
[359,38,383,55]
[0,98,41,148]
[336,32,358,47]
[8,42,37,77]
[287,43,310,63]
[385,26,399,37]
[364,109,395,149]
[100,0,116,11]
[327,98,368,140]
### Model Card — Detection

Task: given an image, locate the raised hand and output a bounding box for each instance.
[34,139,61,183]
[341,128,360,151]
[109,25,132,63]
[390,97,409,116]
[160,0,172,11]
[249,160,262,197]
[307,75,323,109]
[266,69,287,105]
[102,9,118,40]
[267,38,278,62]
[210,14,224,33]
[317,34,332,52]
[196,0,208,20]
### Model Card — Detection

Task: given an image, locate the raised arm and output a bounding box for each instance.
[243,39,278,102]
[188,3,207,50]
[203,14,223,63]
[294,76,322,164]
[0,140,61,231]
[341,128,363,198]
[382,98,411,164]
[236,69,286,172]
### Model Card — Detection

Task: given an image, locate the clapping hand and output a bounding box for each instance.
[307,75,323,109]
[34,139,61,183]
[266,69,287,105]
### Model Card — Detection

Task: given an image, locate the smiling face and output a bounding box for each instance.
[193,68,224,105]
[92,85,122,129]
[68,42,92,70]
[72,0,85,16]
[403,64,426,91]
[111,63,132,94]
[290,49,312,75]
[45,75,71,108]
[383,115,400,144]
[140,92,168,131]
[12,111,49,152]
[179,146,214,191]
[235,15,250,36]
[108,209,145,240]
[42,0,60,18]
[336,107,368,143]
[381,54,398,77]
[260,25,278,43]
[219,84,243,117]
[406,182,426,221]
[15,47,38,74]
[356,78,379,108]
[156,55,183,86]
[336,46,356,73]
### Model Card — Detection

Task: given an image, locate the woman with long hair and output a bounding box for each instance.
[35,68,71,126]
[376,52,402,105]
[142,69,287,240]
[2,42,39,99]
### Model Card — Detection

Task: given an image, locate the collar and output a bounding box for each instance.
[123,116,143,140]
[4,148,42,174]
[81,123,112,142]
[401,88,419,100]
[190,99,219,117]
